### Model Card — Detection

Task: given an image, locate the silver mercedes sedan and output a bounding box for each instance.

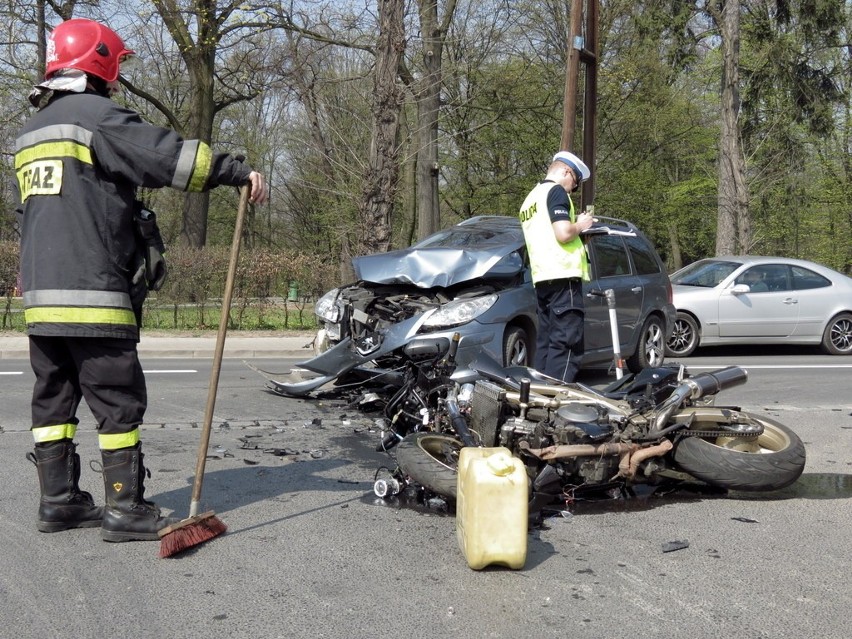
[665,256,852,356]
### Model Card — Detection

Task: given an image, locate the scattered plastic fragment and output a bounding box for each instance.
[661,540,689,553]
[263,447,298,456]
[731,516,759,523]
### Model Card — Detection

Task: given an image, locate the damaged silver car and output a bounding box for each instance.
[269,215,675,396]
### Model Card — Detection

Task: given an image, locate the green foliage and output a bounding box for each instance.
[1,0,851,281]
[149,244,337,330]
[0,241,21,329]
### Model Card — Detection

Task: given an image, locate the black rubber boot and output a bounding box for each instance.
[101,444,178,542]
[28,440,103,533]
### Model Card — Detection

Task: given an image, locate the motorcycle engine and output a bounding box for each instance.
[500,402,619,485]
[550,403,613,444]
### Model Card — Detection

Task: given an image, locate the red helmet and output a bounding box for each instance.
[45,18,134,82]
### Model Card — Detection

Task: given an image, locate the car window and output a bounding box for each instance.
[735,266,773,292]
[625,236,661,275]
[791,266,832,290]
[671,260,739,287]
[752,264,791,291]
[589,235,631,278]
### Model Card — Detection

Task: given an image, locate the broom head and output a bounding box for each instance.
[158,510,227,558]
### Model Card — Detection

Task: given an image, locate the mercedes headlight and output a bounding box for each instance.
[315,288,341,323]
[422,293,498,328]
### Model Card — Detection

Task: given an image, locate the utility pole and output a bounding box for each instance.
[560,0,599,212]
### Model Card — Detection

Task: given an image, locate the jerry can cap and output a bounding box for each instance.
[486,452,515,476]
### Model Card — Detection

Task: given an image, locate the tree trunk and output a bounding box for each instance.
[714,0,749,255]
[358,0,405,256]
[668,224,682,271]
[414,0,443,241]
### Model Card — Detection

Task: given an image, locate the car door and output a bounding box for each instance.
[789,265,833,338]
[718,264,800,337]
[583,234,642,354]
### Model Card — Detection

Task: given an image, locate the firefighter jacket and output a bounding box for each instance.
[14,90,252,339]
[519,182,590,285]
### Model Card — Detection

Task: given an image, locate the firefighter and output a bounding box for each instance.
[519,151,594,382]
[15,18,269,541]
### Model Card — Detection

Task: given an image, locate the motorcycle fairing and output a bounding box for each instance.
[263,311,435,396]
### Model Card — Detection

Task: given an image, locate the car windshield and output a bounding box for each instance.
[414,227,518,250]
[671,259,741,287]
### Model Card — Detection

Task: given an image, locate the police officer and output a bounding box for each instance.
[15,18,269,541]
[519,151,593,382]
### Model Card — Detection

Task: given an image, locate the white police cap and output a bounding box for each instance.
[552,151,590,182]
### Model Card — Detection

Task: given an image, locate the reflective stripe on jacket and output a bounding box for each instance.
[14,91,251,338]
[519,182,589,285]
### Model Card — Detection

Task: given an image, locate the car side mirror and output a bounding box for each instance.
[730,284,750,295]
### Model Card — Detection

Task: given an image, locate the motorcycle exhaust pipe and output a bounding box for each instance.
[520,440,638,461]
[686,366,748,398]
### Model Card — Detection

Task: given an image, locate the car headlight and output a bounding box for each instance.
[315,288,341,323]
[422,293,498,328]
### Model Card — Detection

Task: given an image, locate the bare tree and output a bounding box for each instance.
[708,0,749,255]
[357,0,405,255]
[399,0,459,240]
[139,1,275,247]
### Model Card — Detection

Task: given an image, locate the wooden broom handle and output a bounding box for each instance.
[189,185,250,517]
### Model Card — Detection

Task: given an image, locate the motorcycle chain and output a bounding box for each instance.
[679,428,761,439]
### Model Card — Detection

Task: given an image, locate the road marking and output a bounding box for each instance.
[1,369,196,375]
[144,369,198,374]
[688,364,852,369]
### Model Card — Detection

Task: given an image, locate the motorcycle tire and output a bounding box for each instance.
[395,433,463,499]
[672,415,805,491]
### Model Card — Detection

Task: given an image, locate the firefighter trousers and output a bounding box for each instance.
[29,335,147,447]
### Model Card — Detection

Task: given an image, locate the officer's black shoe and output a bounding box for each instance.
[28,440,103,533]
[100,444,178,542]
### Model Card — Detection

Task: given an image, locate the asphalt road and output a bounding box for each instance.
[1,347,850,638]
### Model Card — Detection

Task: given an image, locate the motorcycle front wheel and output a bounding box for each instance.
[672,415,806,491]
[395,433,463,499]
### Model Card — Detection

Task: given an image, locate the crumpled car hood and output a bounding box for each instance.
[352,246,524,287]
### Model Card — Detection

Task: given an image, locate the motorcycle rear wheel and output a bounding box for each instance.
[395,433,463,499]
[672,415,805,491]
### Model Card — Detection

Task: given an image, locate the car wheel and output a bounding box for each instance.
[626,315,666,373]
[821,312,852,355]
[665,312,700,358]
[503,326,531,367]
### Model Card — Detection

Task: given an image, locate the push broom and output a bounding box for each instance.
[158,184,250,557]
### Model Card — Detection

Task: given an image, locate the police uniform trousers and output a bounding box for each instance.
[533,277,584,382]
[29,335,147,442]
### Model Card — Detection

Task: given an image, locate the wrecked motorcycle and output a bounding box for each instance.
[374,335,807,512]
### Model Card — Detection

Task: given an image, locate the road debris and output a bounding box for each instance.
[661,539,690,553]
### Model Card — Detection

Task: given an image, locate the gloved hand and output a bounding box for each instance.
[134,204,168,291]
[129,251,148,328]
[144,243,167,291]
